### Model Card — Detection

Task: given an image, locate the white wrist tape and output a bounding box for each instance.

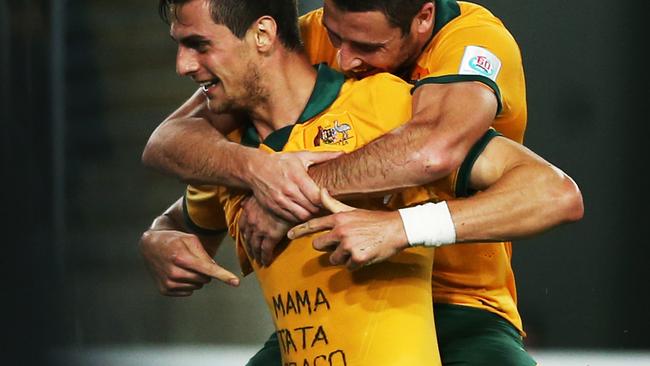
[398,201,456,247]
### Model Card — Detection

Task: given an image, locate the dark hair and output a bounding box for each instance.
[331,0,431,35]
[159,0,302,50]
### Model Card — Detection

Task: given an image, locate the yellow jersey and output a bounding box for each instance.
[186,65,441,365]
[298,0,527,333]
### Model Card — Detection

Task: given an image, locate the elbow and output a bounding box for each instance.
[565,182,585,223]
[141,139,158,169]
[551,172,585,224]
[141,125,172,171]
[416,143,465,181]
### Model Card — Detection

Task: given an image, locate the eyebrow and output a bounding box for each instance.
[170,33,211,47]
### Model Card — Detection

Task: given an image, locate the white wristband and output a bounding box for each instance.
[398,201,456,247]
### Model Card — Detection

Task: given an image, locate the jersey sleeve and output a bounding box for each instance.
[454,128,502,197]
[183,184,255,275]
[413,17,524,117]
[183,185,229,235]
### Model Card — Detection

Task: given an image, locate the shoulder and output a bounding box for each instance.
[335,73,413,121]
[346,72,413,94]
[299,7,323,29]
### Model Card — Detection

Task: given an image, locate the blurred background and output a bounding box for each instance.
[2,0,649,365]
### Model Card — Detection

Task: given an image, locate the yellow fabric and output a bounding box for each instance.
[413,1,527,143]
[299,2,526,334]
[184,185,228,232]
[186,73,446,365]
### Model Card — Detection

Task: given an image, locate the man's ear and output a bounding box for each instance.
[252,16,277,52]
[412,2,435,35]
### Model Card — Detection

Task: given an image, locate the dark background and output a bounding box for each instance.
[2,0,648,364]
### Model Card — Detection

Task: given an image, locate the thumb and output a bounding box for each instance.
[321,188,355,213]
[183,238,241,287]
[300,150,343,167]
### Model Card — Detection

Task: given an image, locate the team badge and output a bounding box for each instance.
[312,120,354,147]
[459,45,502,81]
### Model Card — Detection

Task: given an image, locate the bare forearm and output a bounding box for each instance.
[309,82,495,197]
[142,88,260,187]
[143,116,263,187]
[309,120,438,197]
[449,164,583,242]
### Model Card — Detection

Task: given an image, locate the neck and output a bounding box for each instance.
[248,51,317,140]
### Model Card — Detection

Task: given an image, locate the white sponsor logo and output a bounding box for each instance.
[459,45,502,81]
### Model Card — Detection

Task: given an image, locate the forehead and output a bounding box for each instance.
[169,0,217,38]
[322,0,399,42]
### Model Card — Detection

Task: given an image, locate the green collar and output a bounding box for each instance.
[241,63,345,151]
[433,0,461,36]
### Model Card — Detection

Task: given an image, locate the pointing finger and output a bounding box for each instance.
[182,238,240,286]
[287,215,334,240]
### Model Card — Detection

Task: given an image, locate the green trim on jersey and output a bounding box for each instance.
[412,74,503,115]
[298,64,345,122]
[433,0,461,36]
[241,63,345,152]
[241,123,261,148]
[182,194,227,236]
[455,129,501,198]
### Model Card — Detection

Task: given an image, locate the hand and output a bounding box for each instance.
[239,196,291,267]
[139,229,239,296]
[247,150,342,222]
[288,190,409,271]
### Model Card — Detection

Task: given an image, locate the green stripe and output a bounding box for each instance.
[241,121,260,148]
[297,63,345,123]
[455,129,501,197]
[242,63,345,152]
[412,74,503,115]
[433,0,461,36]
[182,193,227,236]
[263,125,294,152]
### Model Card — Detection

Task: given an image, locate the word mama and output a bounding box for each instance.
[272,287,331,319]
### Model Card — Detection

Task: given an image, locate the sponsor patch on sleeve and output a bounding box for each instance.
[458,45,502,81]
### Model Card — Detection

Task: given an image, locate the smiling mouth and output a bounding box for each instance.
[199,78,220,93]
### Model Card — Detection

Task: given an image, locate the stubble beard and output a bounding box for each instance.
[207,61,268,115]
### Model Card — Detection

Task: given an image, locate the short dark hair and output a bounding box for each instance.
[159,0,302,50]
[331,0,431,35]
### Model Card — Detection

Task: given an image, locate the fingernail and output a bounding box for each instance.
[287,231,294,239]
[228,278,240,287]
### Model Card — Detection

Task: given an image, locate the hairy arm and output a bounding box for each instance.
[450,136,584,242]
[142,88,256,188]
[290,135,584,270]
[142,89,339,221]
[309,82,496,197]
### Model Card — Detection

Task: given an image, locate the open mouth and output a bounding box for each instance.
[199,78,220,93]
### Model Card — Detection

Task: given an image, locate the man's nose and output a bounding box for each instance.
[336,47,363,73]
[175,47,199,76]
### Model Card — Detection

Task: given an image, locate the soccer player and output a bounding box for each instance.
[141,0,583,365]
